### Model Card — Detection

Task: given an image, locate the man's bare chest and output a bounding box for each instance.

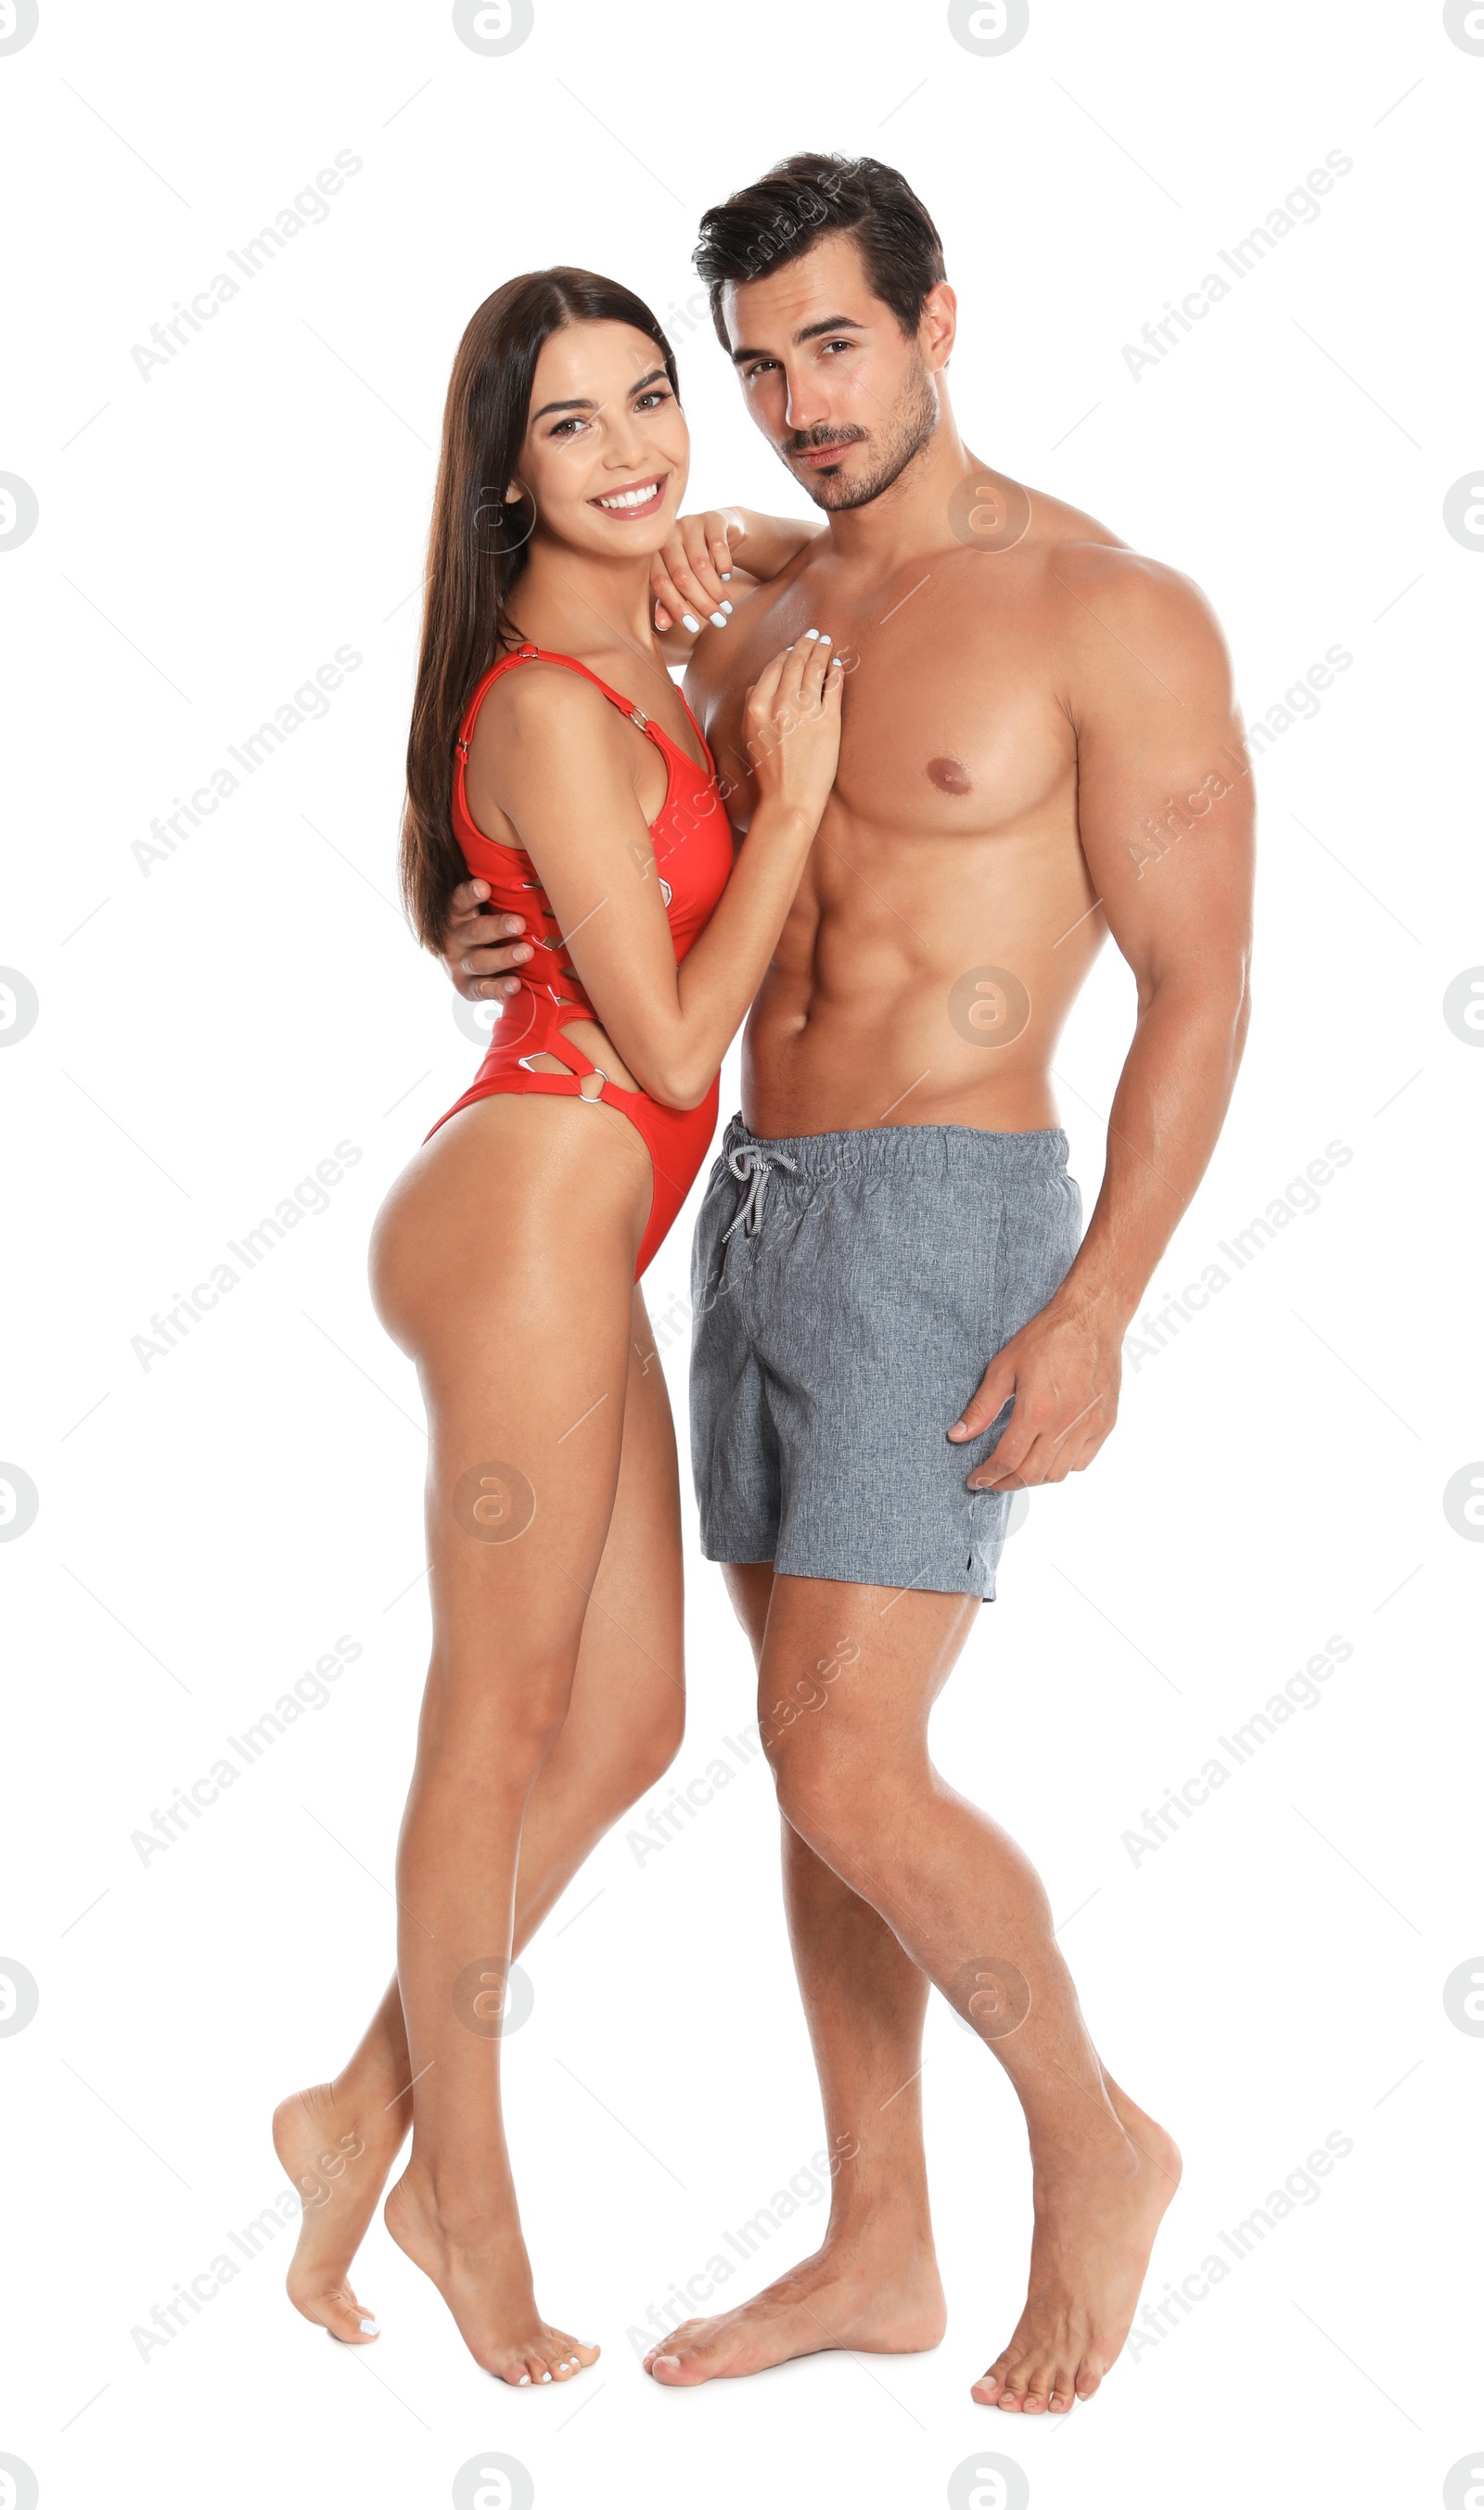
[693,557,1075,842]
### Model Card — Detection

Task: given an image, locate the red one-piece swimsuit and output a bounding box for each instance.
[425,644,736,1279]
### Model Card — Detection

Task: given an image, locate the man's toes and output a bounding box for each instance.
[651,2333,723,2386]
[1049,2379,1077,2413]
[645,2320,700,2372]
[1075,2363,1104,2401]
[1020,2372,1053,2414]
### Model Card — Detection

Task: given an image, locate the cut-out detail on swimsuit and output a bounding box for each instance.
[425,644,736,1279]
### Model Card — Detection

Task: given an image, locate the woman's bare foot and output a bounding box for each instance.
[384,2161,599,2388]
[644,2225,945,2385]
[272,2081,407,2343]
[971,2084,1181,2414]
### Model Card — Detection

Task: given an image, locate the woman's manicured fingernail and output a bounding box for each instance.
[682,611,701,632]
[819,634,831,644]
[803,627,820,640]
[710,610,727,628]
[720,570,732,580]
[359,2317,378,2334]
[720,600,734,614]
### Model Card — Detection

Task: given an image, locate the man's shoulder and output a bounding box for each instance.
[1023,486,1213,632]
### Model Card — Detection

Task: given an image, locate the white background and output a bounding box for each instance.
[2,2,1481,2504]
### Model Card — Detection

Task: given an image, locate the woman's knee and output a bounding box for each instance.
[422,1648,577,1775]
[609,1697,686,1811]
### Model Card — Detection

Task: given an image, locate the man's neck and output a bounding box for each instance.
[812,398,984,575]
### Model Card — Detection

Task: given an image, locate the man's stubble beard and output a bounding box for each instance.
[787,352,940,514]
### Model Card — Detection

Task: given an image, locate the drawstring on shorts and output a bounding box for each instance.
[723,1142,800,1241]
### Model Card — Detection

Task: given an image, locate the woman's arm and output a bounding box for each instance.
[466,635,842,1109]
[650,506,824,657]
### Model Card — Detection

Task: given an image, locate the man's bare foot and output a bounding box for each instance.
[384,2161,599,2388]
[971,2084,1181,2414]
[272,2081,405,2343]
[643,2231,945,2386]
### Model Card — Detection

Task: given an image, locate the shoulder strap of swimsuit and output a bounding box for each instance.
[456,644,659,755]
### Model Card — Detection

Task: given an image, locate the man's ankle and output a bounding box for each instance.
[822,2197,936,2259]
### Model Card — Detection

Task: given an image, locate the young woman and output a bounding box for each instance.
[271,268,841,2388]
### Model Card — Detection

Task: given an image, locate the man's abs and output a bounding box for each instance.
[740,793,1103,1140]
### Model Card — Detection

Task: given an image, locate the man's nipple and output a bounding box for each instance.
[927,755,973,795]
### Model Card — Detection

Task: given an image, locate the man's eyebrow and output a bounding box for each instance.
[531,368,669,421]
[729,314,865,365]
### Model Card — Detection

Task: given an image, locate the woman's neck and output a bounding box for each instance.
[507,538,659,664]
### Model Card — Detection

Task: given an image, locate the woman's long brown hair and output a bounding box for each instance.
[400,267,680,951]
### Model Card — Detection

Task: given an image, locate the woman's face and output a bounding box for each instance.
[512,319,689,558]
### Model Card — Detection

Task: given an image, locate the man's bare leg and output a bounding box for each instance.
[646,1564,946,2384]
[656,1573,1179,2412]
[273,1287,686,2345]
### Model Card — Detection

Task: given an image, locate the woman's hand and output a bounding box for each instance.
[650,507,743,634]
[745,632,845,829]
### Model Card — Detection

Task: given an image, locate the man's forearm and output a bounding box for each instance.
[723,507,822,581]
[1055,971,1250,1329]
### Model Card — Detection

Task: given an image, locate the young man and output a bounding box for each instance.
[442,155,1253,2414]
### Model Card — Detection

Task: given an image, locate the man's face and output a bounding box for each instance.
[720,232,948,512]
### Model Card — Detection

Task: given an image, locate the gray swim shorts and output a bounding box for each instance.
[690,1116,1081,1600]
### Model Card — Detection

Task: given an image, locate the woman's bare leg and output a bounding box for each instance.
[273,1287,684,2341]
[273,1098,681,2375]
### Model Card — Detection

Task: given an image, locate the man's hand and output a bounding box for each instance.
[948,1294,1125,1490]
[441,877,531,1002]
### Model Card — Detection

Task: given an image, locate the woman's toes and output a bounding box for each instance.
[319,2288,378,2342]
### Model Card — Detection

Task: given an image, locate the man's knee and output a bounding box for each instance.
[772,1734,900,1871]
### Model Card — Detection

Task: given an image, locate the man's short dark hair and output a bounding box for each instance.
[694,153,946,351]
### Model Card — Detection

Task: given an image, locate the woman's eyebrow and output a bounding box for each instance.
[531,369,667,424]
